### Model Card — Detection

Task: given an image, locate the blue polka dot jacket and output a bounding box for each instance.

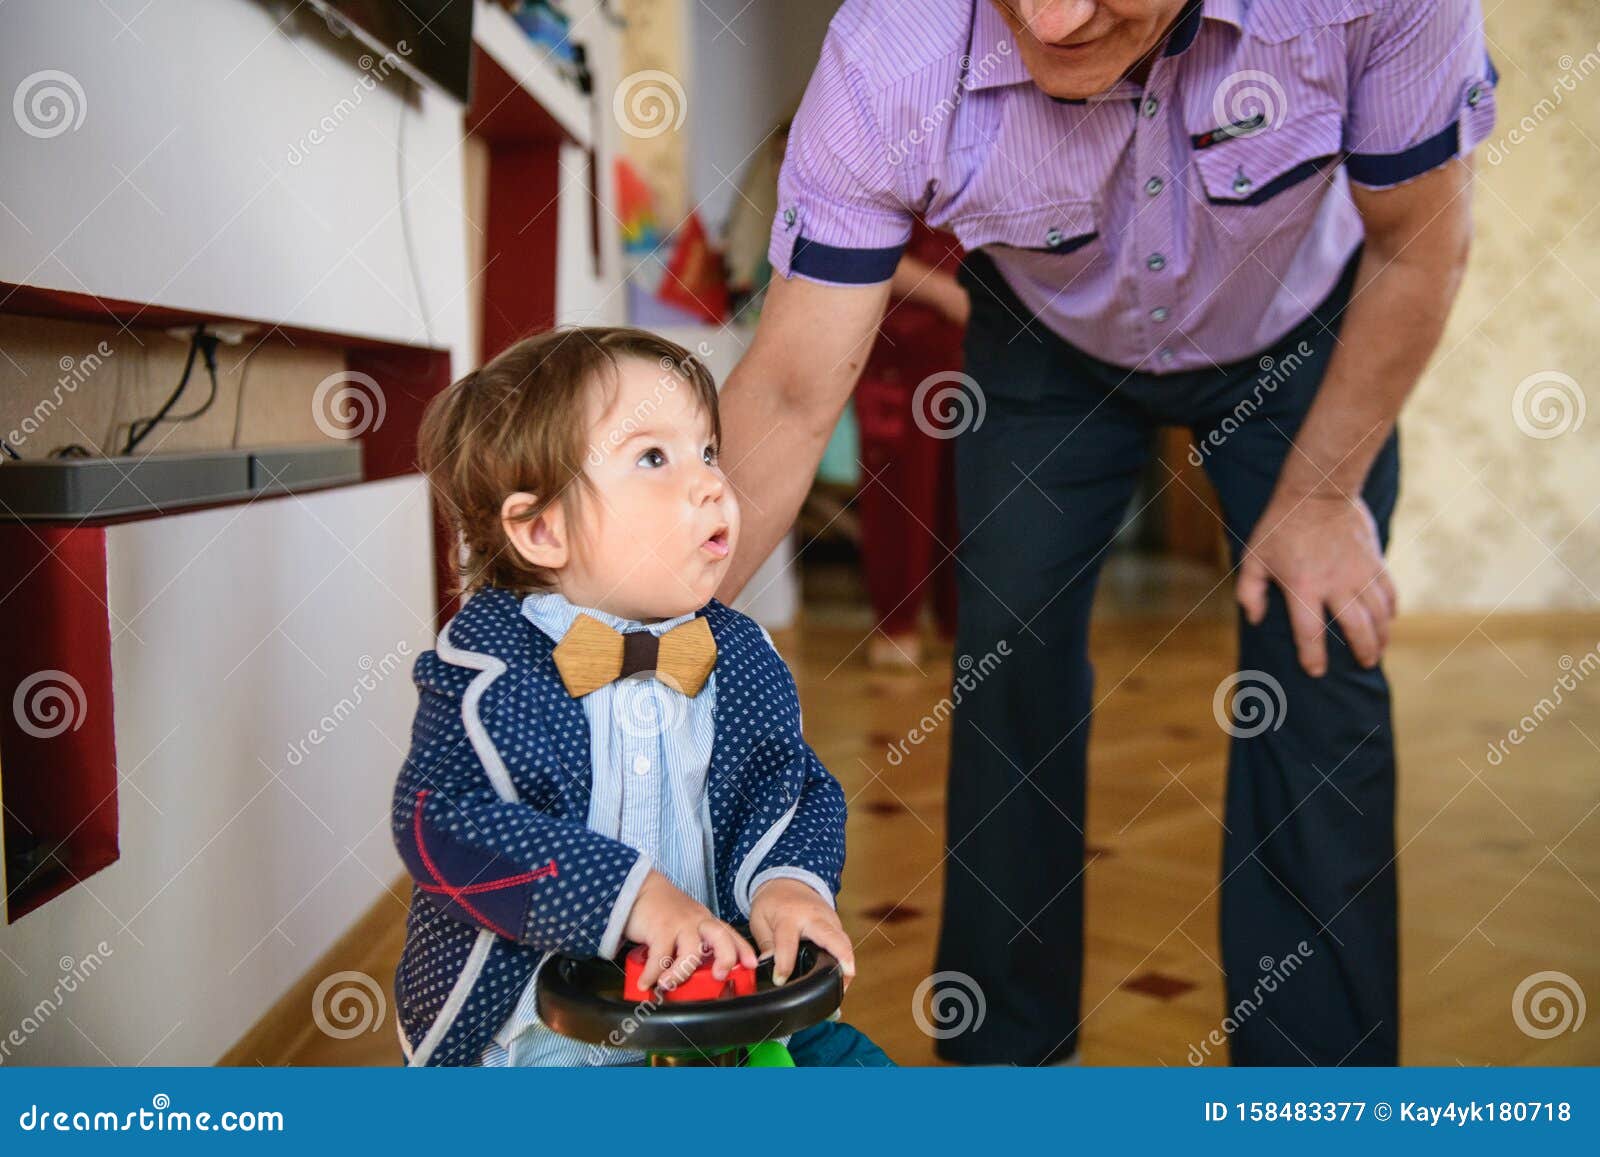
[390,587,847,1066]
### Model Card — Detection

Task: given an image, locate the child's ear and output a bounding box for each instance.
[501,491,568,571]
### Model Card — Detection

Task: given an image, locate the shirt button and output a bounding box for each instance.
[1232,174,1253,196]
[1466,83,1482,108]
[1145,176,1164,197]
[1142,95,1159,118]
[1150,306,1169,322]
[1045,227,1064,247]
[782,206,797,227]
[632,753,651,776]
[1146,252,1166,272]
[1158,348,1176,365]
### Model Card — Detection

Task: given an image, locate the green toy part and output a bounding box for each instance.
[744,1041,795,1067]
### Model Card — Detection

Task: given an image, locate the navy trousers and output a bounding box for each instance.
[933,247,1399,1066]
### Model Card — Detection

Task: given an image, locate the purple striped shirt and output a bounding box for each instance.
[769,0,1497,372]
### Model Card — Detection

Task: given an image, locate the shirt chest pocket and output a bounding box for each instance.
[943,200,1100,274]
[1189,106,1344,233]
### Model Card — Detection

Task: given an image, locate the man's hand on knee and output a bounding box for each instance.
[1236,491,1398,677]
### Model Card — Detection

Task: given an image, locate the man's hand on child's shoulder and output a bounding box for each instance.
[749,877,856,990]
[623,868,758,992]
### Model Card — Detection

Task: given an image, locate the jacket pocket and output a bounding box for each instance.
[946,199,1099,260]
[1190,105,1343,230]
[946,201,1100,406]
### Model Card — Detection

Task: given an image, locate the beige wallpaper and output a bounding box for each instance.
[1391,1,1600,611]
[616,0,690,224]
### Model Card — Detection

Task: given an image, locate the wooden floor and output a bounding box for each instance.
[271,562,1600,1067]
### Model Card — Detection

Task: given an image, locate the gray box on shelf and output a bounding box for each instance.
[0,442,364,520]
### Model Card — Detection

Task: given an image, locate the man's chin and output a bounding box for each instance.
[1018,48,1129,101]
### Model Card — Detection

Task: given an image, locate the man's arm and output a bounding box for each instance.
[715,270,893,600]
[891,253,970,326]
[1237,155,1476,676]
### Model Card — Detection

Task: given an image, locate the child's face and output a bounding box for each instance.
[556,357,739,621]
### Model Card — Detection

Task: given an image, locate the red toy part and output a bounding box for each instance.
[622,944,757,1003]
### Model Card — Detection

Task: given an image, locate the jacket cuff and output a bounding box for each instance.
[749,867,836,911]
[597,852,653,960]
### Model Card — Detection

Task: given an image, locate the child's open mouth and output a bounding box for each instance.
[701,526,730,559]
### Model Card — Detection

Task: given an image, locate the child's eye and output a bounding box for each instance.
[637,447,666,468]
[702,445,719,466]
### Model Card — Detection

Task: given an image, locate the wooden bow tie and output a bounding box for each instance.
[551,613,717,699]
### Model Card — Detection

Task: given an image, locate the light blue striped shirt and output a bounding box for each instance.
[479,591,831,1067]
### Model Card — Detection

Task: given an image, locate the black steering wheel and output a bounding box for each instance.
[536,939,843,1053]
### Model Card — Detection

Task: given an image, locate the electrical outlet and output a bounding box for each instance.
[163,323,259,346]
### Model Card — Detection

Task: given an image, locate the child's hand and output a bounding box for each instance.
[749,877,856,989]
[623,868,757,992]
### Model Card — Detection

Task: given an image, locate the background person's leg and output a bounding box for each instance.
[932,254,1152,1065]
[856,373,927,641]
[1191,296,1402,1066]
[930,435,961,642]
[785,1019,897,1067]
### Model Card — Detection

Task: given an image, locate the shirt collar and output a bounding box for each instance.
[520,589,700,646]
[965,0,1242,93]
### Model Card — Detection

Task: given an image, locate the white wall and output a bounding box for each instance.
[554,9,627,327]
[0,0,473,374]
[0,476,434,1065]
[685,0,840,235]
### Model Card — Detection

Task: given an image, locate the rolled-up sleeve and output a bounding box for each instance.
[1343,0,1498,188]
[768,28,912,286]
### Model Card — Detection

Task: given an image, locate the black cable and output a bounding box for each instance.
[121,325,220,456]
[396,75,436,347]
[167,337,221,423]
[121,326,199,455]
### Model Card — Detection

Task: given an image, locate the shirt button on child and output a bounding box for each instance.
[633,753,651,776]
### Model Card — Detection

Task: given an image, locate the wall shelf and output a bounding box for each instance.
[471,0,593,148]
[0,286,456,925]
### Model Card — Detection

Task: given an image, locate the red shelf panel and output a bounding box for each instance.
[0,524,119,923]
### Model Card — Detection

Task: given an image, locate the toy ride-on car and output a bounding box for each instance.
[536,938,844,1066]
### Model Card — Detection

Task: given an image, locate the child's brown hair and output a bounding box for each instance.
[417,326,721,597]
